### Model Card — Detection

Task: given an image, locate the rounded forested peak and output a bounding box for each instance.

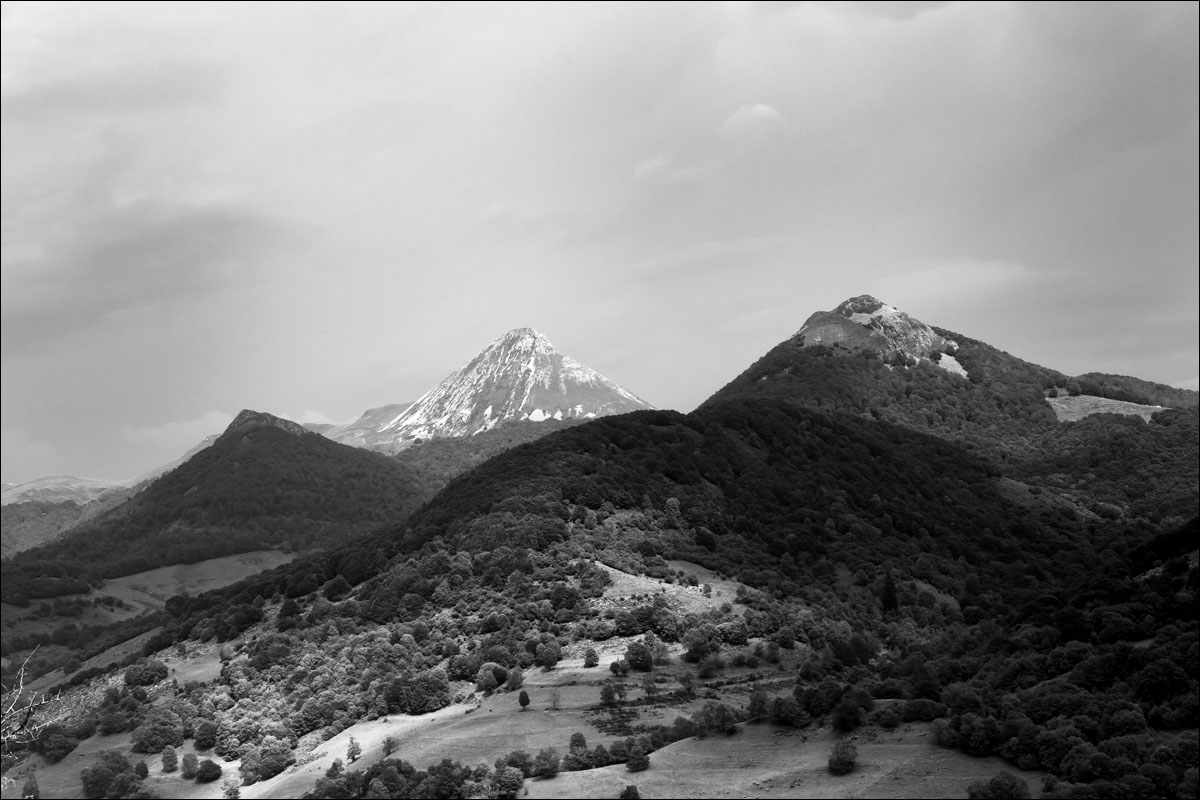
[223,409,308,438]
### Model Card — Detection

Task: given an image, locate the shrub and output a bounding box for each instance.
[496,750,533,778]
[533,747,561,779]
[123,659,168,687]
[627,744,650,772]
[828,741,858,775]
[873,707,901,730]
[194,719,219,750]
[967,770,1031,799]
[625,642,653,671]
[131,708,184,753]
[196,758,223,782]
[37,725,79,763]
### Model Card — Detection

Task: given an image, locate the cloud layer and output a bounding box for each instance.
[2,2,1196,483]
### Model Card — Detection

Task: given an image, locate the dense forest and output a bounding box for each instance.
[28,396,1180,799]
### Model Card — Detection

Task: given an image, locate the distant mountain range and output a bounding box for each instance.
[4,301,1194,579]
[3,296,1196,800]
[1,475,128,506]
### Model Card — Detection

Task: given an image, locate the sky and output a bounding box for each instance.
[2,1,1197,485]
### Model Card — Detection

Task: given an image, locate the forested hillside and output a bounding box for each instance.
[704,332,1199,523]
[1,426,427,604]
[115,399,1195,799]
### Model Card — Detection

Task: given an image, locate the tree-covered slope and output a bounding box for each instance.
[1,423,428,603]
[176,400,1122,641]
[702,331,1199,523]
[145,400,1196,800]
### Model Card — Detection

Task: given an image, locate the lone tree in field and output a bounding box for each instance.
[161,745,178,773]
[828,740,858,775]
[626,743,650,772]
[347,737,361,763]
[519,690,530,711]
[382,735,397,756]
[584,648,599,668]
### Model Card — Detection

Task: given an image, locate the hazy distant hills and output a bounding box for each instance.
[1,475,128,506]
[1,329,650,596]
[320,403,413,449]
[327,327,651,452]
[0,411,430,602]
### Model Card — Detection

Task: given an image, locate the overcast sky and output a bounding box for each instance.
[2,1,1197,484]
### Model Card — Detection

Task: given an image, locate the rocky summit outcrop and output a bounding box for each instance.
[795,295,965,375]
[223,409,310,438]
[336,328,651,451]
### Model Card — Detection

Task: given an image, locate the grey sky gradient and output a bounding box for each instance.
[3,1,1197,484]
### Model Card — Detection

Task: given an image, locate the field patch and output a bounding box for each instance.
[525,723,1045,799]
[1046,394,1165,422]
[98,550,296,616]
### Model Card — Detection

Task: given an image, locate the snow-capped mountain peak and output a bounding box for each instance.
[336,328,651,450]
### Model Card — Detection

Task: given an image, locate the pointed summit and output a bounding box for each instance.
[334,328,651,450]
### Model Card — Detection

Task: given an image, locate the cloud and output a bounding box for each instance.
[875,259,1050,307]
[122,411,233,450]
[287,409,338,426]
[633,154,673,181]
[1,58,224,121]
[1,198,293,353]
[632,154,702,185]
[1,427,61,483]
[720,103,784,137]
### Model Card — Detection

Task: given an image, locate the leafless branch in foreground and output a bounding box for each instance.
[2,649,66,787]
